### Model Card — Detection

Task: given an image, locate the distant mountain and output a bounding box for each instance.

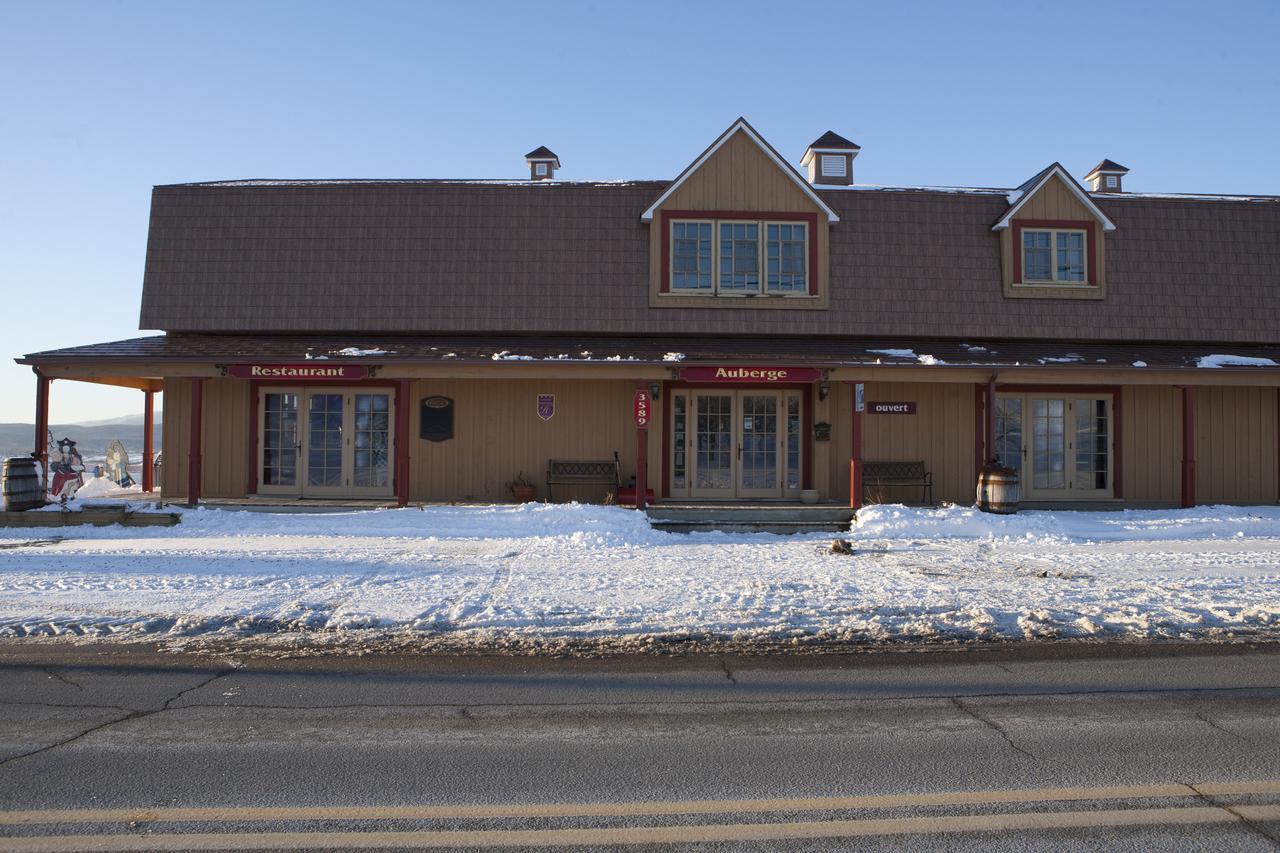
[1,418,163,462]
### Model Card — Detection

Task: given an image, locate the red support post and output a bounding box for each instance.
[848,381,863,510]
[1181,386,1197,508]
[187,378,204,506]
[395,380,411,507]
[142,389,155,493]
[33,370,50,492]
[634,382,649,511]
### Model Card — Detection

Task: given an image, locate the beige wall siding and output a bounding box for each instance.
[829,381,978,505]
[1017,175,1094,220]
[1002,173,1107,292]
[161,379,190,500]
[201,379,250,498]
[1196,386,1278,504]
[409,379,648,503]
[1121,386,1181,504]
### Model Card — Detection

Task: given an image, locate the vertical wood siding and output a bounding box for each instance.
[409,379,643,503]
[1121,386,1181,504]
[160,379,190,500]
[200,379,250,498]
[828,381,977,504]
[1196,386,1278,504]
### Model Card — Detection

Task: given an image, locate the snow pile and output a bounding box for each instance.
[868,348,916,358]
[2,504,1279,647]
[331,347,392,357]
[662,352,686,362]
[1196,354,1279,369]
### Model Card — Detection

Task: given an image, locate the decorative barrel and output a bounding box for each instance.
[976,464,1020,514]
[2,457,45,512]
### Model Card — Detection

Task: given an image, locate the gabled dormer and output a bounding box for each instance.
[642,118,838,311]
[993,163,1116,300]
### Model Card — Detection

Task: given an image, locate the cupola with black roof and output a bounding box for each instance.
[800,131,861,186]
[1084,159,1129,193]
[524,146,560,181]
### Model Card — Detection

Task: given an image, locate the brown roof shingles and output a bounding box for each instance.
[136,180,1280,345]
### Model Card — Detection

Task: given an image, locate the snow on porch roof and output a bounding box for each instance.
[18,334,1280,373]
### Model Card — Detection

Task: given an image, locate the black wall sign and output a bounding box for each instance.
[420,396,454,442]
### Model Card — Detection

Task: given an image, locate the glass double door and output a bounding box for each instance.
[670,390,802,499]
[259,388,395,497]
[994,394,1112,499]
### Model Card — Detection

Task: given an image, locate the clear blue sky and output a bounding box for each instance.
[3,0,1278,427]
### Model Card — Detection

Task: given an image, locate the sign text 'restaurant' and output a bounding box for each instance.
[227,364,370,379]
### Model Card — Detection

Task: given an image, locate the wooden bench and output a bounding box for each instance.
[862,460,933,505]
[546,453,620,502]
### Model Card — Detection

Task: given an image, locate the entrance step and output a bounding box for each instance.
[646,503,854,534]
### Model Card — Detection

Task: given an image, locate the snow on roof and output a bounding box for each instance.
[1196,354,1280,369]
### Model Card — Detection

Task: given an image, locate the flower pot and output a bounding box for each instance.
[799,489,819,505]
[510,485,536,503]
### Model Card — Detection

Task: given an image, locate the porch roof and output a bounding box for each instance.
[18,333,1280,374]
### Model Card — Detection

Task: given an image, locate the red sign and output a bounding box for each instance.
[868,401,917,415]
[679,366,822,383]
[633,390,651,428]
[228,364,370,380]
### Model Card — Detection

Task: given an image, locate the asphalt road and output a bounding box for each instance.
[1,643,1278,851]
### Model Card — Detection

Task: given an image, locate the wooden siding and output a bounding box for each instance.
[648,129,830,309]
[409,379,647,503]
[1196,386,1278,504]
[160,379,190,501]
[201,379,250,498]
[829,381,977,505]
[1121,386,1181,504]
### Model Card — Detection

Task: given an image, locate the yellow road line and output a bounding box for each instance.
[3,805,1280,851]
[1,780,1278,826]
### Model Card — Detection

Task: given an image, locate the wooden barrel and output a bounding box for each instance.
[976,464,1020,514]
[2,458,45,512]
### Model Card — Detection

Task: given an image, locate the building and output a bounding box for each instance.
[17,118,1280,510]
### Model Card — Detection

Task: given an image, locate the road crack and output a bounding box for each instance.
[1194,710,1254,744]
[1186,781,1280,848]
[950,697,1064,766]
[0,668,236,770]
[40,667,83,691]
[715,657,737,685]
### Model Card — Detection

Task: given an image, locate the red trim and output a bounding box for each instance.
[660,381,814,497]
[395,380,411,507]
[996,383,1124,497]
[995,384,1121,393]
[1011,219,1098,286]
[1181,386,1197,508]
[634,381,649,511]
[659,210,821,296]
[187,378,204,506]
[142,390,154,493]
[33,371,50,489]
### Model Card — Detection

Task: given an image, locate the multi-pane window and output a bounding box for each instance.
[671,219,808,296]
[1022,229,1087,284]
[719,222,760,292]
[672,222,713,291]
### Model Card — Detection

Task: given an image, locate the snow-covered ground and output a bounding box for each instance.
[1,503,1278,650]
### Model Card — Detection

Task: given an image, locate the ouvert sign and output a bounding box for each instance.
[680,366,822,383]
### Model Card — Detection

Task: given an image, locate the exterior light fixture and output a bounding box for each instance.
[649,382,662,401]
[818,380,830,401]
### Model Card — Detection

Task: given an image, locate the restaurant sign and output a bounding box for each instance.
[680,366,822,383]
[227,364,369,380]
[868,401,917,415]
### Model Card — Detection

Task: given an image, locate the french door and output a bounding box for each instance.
[995,394,1113,500]
[258,387,395,498]
[670,390,803,500]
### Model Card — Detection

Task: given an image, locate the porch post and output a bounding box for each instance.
[33,370,50,491]
[634,382,648,511]
[985,374,997,465]
[395,380,411,507]
[1181,385,1197,508]
[848,381,863,511]
[142,389,155,493]
[187,378,204,506]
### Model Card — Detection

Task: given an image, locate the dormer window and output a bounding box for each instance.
[535,162,548,177]
[667,217,809,296]
[1022,229,1086,284]
[820,154,847,178]
[1105,175,1118,189]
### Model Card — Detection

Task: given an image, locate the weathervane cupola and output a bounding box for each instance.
[524,146,560,181]
[1085,159,1129,193]
[800,131,860,186]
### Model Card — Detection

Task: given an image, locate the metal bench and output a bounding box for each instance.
[546,452,620,502]
[862,460,933,505]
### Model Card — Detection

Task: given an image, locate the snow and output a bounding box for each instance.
[1196,354,1280,369]
[916,354,944,365]
[70,476,141,501]
[330,347,392,357]
[491,351,534,361]
[868,348,917,358]
[1,504,1278,649]
[1132,361,1147,367]
[662,352,686,362]
[1038,356,1084,363]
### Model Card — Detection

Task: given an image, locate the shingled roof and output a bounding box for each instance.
[136,179,1280,345]
[807,131,860,151]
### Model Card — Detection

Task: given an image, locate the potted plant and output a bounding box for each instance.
[508,472,536,503]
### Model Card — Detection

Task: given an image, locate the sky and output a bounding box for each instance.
[2,0,1278,429]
